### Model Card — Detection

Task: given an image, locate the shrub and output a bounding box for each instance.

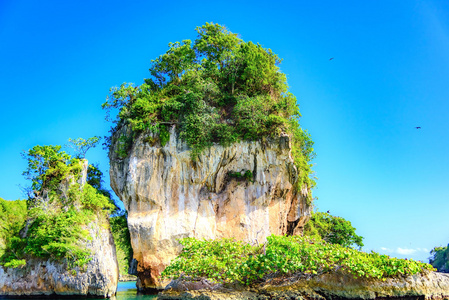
[303,212,364,248]
[162,235,435,285]
[429,245,449,272]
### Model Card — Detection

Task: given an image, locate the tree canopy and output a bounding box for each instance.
[103,22,315,190]
[429,245,449,272]
[303,212,364,249]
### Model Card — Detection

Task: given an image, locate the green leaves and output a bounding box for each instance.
[0,199,27,258]
[304,212,364,248]
[162,238,259,284]
[194,22,242,70]
[110,213,133,275]
[162,235,435,286]
[429,245,449,272]
[150,40,196,87]
[21,145,74,192]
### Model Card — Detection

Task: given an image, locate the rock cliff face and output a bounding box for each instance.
[0,160,119,298]
[109,126,312,291]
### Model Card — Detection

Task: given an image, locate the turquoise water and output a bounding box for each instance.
[0,282,157,300]
[114,281,157,300]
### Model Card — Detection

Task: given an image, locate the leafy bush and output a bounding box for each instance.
[3,259,26,269]
[162,235,434,285]
[162,238,258,283]
[0,198,27,258]
[429,245,449,272]
[303,212,364,248]
[103,22,315,190]
[21,145,81,195]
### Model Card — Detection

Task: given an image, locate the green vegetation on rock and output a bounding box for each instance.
[430,245,449,272]
[0,143,115,269]
[110,213,133,275]
[303,212,364,248]
[162,235,434,285]
[0,198,27,258]
[103,22,315,190]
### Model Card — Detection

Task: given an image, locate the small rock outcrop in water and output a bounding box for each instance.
[109,126,312,291]
[0,160,119,298]
[158,271,449,300]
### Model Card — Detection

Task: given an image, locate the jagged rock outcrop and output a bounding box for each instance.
[0,160,119,298]
[0,222,119,297]
[109,126,312,291]
[158,271,449,300]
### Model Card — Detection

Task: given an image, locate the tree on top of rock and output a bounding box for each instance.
[103,22,315,190]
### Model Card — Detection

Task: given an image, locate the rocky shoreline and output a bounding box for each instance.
[158,271,449,300]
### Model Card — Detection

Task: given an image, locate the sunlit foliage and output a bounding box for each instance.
[304,212,364,248]
[162,235,434,285]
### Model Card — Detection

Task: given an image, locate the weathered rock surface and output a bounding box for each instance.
[158,271,449,300]
[0,219,119,297]
[109,126,311,291]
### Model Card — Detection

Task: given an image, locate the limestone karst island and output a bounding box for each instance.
[1,23,449,300]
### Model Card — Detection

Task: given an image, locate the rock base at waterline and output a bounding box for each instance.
[0,222,118,298]
[158,271,449,300]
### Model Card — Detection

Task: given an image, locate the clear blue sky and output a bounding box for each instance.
[1,0,448,262]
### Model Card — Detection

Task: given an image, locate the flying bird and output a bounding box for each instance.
[415,126,421,129]
[329,57,334,61]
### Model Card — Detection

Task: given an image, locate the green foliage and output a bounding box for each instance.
[115,133,134,159]
[87,164,119,213]
[429,245,449,272]
[162,236,434,286]
[3,259,26,268]
[228,170,254,183]
[110,213,133,275]
[159,125,170,147]
[21,145,79,194]
[0,198,27,258]
[303,212,364,248]
[162,238,258,284]
[1,145,114,269]
[103,23,315,189]
[7,206,92,268]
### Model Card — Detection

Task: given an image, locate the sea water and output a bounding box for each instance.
[113,281,157,300]
[0,282,157,300]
